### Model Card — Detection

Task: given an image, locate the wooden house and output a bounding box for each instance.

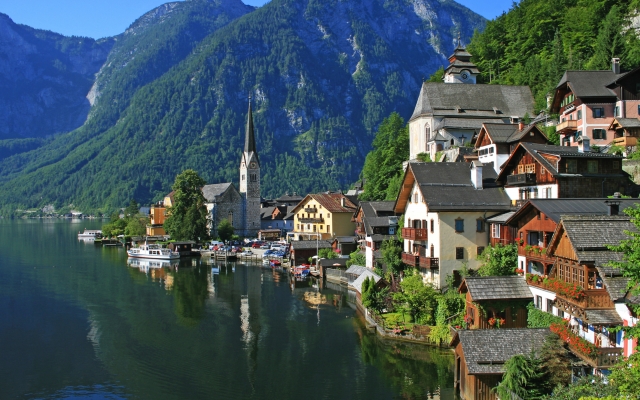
[495,142,630,202]
[459,276,532,330]
[486,211,516,247]
[289,240,333,266]
[609,117,640,149]
[451,328,550,400]
[352,201,398,268]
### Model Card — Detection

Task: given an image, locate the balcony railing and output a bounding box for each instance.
[518,246,554,263]
[419,256,439,269]
[554,290,615,321]
[556,120,578,134]
[401,252,419,267]
[569,343,623,369]
[401,227,428,241]
[299,217,323,223]
[304,207,317,213]
[612,136,638,147]
[506,173,536,186]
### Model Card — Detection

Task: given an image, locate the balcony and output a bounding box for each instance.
[299,217,324,223]
[419,256,439,269]
[518,245,554,263]
[569,343,622,369]
[556,120,578,134]
[401,227,428,241]
[402,252,419,267]
[554,290,615,320]
[612,136,638,147]
[506,173,536,186]
[304,207,317,213]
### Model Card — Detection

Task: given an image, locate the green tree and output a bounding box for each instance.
[164,169,209,242]
[544,375,618,400]
[427,66,444,82]
[609,352,640,398]
[217,218,234,243]
[125,216,148,236]
[586,6,624,70]
[124,199,140,218]
[360,112,409,201]
[539,334,572,391]
[477,244,518,276]
[393,271,439,325]
[381,239,404,275]
[495,352,545,400]
[346,250,366,267]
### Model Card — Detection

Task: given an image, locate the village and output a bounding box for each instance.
[108,44,640,400]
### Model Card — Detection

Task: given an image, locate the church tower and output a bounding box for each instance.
[443,42,479,84]
[239,98,261,237]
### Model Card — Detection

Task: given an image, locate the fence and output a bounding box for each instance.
[326,268,347,284]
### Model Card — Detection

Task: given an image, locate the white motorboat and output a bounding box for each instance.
[78,229,102,238]
[127,258,178,271]
[127,243,180,260]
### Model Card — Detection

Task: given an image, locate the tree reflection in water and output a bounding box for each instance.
[354,317,456,399]
[171,261,210,326]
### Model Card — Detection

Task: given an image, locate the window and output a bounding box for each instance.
[557,309,564,318]
[582,322,588,333]
[414,193,418,203]
[477,246,485,256]
[250,174,257,182]
[587,160,598,173]
[615,106,620,117]
[327,225,330,232]
[536,296,542,309]
[228,211,233,225]
[593,107,605,118]
[541,167,546,175]
[456,247,464,259]
[547,299,554,313]
[476,219,485,232]
[566,159,577,173]
[525,164,535,174]
[241,174,245,181]
[577,109,582,119]
[425,124,430,139]
[455,218,464,233]
[593,129,607,140]
[491,223,501,238]
[545,187,552,198]
[430,219,434,233]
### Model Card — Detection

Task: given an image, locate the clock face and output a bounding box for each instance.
[460,70,469,81]
[250,162,256,169]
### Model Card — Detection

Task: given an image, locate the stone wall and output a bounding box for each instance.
[623,159,640,185]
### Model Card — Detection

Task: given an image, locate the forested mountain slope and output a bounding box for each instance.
[0,0,484,214]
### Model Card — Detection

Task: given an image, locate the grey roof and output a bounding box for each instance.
[345,265,369,276]
[261,206,276,219]
[411,83,535,122]
[614,118,640,129]
[318,258,347,267]
[584,309,623,325]
[202,183,234,202]
[371,234,397,242]
[276,193,304,203]
[597,266,637,303]
[290,240,333,250]
[438,118,498,130]
[463,276,533,301]
[409,162,512,212]
[557,70,619,98]
[508,198,640,224]
[369,201,396,214]
[351,270,382,294]
[335,236,357,244]
[482,123,519,143]
[487,212,515,224]
[456,329,550,375]
[244,102,259,164]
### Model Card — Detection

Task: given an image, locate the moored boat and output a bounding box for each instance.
[127,243,180,260]
[78,229,102,239]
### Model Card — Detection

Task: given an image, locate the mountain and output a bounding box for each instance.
[0,0,485,214]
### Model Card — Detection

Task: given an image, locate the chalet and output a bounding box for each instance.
[459,276,532,330]
[353,201,398,268]
[495,142,629,201]
[609,117,640,152]
[291,193,357,240]
[474,122,548,174]
[409,45,535,161]
[486,211,516,247]
[394,161,512,288]
[451,328,550,400]
[543,215,637,371]
[551,60,640,147]
[289,240,332,266]
[260,205,293,232]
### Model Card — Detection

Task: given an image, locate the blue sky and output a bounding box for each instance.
[0,0,516,39]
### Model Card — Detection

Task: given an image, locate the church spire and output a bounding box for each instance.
[244,95,258,160]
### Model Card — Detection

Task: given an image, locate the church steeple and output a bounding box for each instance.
[443,40,479,84]
[244,96,259,166]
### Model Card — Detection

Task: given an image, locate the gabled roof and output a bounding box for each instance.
[292,193,358,214]
[496,142,623,181]
[460,276,532,301]
[351,270,382,295]
[596,266,639,304]
[506,198,640,225]
[609,117,640,130]
[410,83,535,122]
[345,265,369,276]
[202,183,237,202]
[556,70,619,98]
[275,193,304,203]
[486,211,515,224]
[290,240,333,250]
[395,162,512,213]
[452,329,550,375]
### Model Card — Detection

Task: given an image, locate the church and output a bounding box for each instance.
[203,101,261,238]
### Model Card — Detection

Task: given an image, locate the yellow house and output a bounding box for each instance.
[291,193,357,240]
[146,191,175,236]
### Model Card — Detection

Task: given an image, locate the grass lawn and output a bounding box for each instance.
[381,312,414,329]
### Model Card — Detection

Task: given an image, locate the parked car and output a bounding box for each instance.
[240,250,253,257]
[260,243,270,249]
[251,242,263,249]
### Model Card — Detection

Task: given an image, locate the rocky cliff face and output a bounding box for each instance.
[0,13,113,139]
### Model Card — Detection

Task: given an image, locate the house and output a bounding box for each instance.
[394,161,512,288]
[331,236,357,257]
[550,60,640,147]
[542,214,637,371]
[609,117,640,152]
[486,211,516,247]
[353,201,398,268]
[350,270,383,305]
[409,44,535,161]
[451,328,550,400]
[146,191,175,236]
[495,142,629,201]
[260,205,293,232]
[459,276,532,330]
[474,122,548,174]
[289,240,333,266]
[290,193,358,240]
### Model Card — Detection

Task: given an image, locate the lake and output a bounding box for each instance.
[0,220,457,399]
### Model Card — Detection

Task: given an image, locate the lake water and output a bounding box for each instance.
[0,220,456,400]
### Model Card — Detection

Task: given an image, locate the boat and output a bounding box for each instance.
[127,243,180,260]
[127,258,178,271]
[78,229,102,239]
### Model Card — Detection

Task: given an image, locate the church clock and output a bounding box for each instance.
[460,70,470,82]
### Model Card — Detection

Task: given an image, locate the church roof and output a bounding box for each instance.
[410,83,535,122]
[202,183,236,202]
[244,100,259,165]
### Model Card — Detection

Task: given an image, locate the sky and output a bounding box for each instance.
[0,0,516,40]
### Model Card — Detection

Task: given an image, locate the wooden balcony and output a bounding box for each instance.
[518,246,554,264]
[304,207,317,213]
[506,173,536,186]
[402,252,419,267]
[612,136,638,147]
[401,227,427,241]
[556,120,578,134]
[419,256,439,269]
[554,290,614,320]
[299,217,323,223]
[569,343,623,369]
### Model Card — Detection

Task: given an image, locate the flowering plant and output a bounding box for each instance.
[525,275,586,299]
[488,317,496,326]
[515,238,524,246]
[464,315,473,324]
[550,322,598,358]
[515,268,524,274]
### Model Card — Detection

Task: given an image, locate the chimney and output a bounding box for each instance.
[577,135,590,153]
[341,197,346,207]
[470,160,483,190]
[518,121,524,131]
[605,198,621,216]
[612,58,620,74]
